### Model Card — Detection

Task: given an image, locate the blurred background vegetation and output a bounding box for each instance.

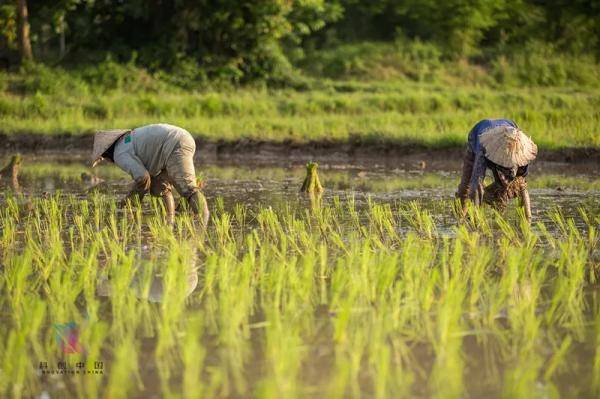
[0,1,598,147]
[2,0,599,85]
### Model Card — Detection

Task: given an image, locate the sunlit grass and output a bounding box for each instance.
[1,83,599,149]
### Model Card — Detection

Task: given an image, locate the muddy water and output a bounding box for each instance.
[2,154,600,398]
[8,154,600,228]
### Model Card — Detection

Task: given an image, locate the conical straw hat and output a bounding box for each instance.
[480,126,537,168]
[91,129,130,167]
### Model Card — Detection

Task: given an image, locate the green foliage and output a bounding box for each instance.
[302,41,599,87]
[155,58,208,91]
[394,0,501,57]
[330,0,600,58]
[4,0,598,81]
[490,42,600,87]
[78,58,157,92]
[0,4,16,50]
[21,0,342,82]
[16,63,85,95]
[302,41,442,81]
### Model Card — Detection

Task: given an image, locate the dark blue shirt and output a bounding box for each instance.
[467,119,523,201]
[468,119,518,154]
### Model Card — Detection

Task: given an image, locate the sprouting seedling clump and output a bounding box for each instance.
[0,154,22,190]
[300,161,323,193]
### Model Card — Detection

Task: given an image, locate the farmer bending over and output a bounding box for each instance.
[456,119,538,221]
[91,123,209,225]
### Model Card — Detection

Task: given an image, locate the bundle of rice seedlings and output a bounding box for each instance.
[0,154,22,190]
[483,176,527,211]
[300,161,323,194]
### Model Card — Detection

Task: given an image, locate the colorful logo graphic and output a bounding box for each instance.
[53,322,82,354]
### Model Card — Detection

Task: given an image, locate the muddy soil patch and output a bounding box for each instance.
[1,133,599,167]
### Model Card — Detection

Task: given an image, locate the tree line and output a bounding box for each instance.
[1,0,599,81]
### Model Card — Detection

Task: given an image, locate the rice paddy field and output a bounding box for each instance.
[1,154,599,398]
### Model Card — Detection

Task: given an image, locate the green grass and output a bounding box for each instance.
[1,60,599,150]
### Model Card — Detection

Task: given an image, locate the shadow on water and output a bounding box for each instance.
[96,251,199,303]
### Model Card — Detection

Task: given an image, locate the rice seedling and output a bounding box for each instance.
[0,164,598,398]
[300,162,324,194]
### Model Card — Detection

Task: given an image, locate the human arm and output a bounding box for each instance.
[468,150,487,205]
[113,151,151,205]
[519,186,532,222]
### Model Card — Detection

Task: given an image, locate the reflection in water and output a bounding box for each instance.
[308,191,323,211]
[81,172,108,193]
[96,250,199,303]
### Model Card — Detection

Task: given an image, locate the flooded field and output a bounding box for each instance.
[1,154,599,398]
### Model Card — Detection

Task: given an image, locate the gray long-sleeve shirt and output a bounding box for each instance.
[113,123,191,182]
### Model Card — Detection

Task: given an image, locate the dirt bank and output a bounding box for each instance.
[1,133,599,168]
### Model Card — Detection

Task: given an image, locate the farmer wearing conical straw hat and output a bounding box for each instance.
[456,119,537,220]
[91,123,209,225]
